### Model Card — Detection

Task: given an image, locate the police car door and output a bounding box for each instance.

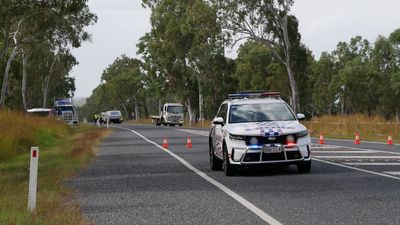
[213,103,228,159]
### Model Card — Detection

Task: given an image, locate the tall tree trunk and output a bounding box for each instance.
[0,45,19,108]
[143,98,149,118]
[21,49,28,111]
[1,20,22,108]
[186,100,197,124]
[42,56,57,108]
[198,81,203,121]
[134,97,139,120]
[281,11,299,113]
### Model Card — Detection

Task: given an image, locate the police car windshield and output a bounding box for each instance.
[167,106,183,113]
[229,103,296,123]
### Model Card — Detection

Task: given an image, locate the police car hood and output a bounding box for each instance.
[227,121,306,136]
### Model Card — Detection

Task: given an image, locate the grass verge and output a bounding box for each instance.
[0,124,110,225]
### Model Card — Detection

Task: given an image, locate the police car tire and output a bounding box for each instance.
[209,143,222,171]
[223,145,236,176]
[297,160,311,173]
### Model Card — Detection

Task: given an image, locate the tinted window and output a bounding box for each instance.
[110,111,121,116]
[55,106,74,115]
[167,106,183,113]
[217,104,228,123]
[229,103,296,123]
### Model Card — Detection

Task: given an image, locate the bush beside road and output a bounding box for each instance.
[0,111,110,225]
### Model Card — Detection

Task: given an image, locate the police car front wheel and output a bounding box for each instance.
[209,143,222,171]
[297,160,311,173]
[223,145,237,176]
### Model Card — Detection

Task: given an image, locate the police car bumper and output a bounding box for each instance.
[228,143,311,166]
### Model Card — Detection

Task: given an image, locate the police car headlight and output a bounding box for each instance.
[229,134,245,141]
[296,130,308,138]
[286,135,295,143]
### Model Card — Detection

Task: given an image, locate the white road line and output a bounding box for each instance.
[313,145,400,156]
[313,158,400,181]
[177,129,209,137]
[314,156,400,159]
[312,137,399,146]
[383,171,400,176]
[312,151,378,154]
[344,162,400,166]
[310,146,343,149]
[116,126,282,225]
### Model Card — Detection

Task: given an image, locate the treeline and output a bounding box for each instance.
[81,0,400,121]
[0,1,96,111]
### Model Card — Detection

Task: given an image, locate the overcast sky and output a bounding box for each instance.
[71,0,400,98]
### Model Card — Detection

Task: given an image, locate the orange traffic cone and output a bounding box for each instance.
[162,137,169,149]
[387,133,394,145]
[354,132,361,145]
[186,137,193,148]
[319,134,325,145]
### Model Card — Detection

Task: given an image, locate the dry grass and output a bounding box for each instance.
[303,114,400,143]
[0,111,69,161]
[0,111,110,225]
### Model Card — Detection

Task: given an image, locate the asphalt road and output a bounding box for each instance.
[71,124,400,225]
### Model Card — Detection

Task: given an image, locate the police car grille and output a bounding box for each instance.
[262,152,285,161]
[244,135,296,145]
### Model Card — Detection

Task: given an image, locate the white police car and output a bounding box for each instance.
[209,92,311,176]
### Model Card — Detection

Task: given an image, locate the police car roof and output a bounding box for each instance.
[228,97,284,105]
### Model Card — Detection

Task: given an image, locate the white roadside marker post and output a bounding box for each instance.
[28,146,39,213]
[106,117,109,129]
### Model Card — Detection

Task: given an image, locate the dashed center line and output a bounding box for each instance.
[383,171,400,176]
[345,162,400,166]
[315,156,400,159]
[312,150,378,154]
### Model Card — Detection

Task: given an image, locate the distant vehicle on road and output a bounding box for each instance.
[209,92,311,176]
[54,99,79,125]
[27,108,52,117]
[151,103,184,127]
[105,110,123,124]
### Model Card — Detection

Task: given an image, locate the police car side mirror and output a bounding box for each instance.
[212,117,224,125]
[297,113,305,121]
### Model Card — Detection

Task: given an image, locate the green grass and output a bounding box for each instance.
[0,111,69,160]
[0,111,110,225]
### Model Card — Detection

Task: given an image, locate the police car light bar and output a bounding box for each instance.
[227,92,280,99]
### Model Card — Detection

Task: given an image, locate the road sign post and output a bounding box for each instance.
[28,146,39,213]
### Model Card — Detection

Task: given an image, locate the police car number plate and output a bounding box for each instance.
[263,144,282,153]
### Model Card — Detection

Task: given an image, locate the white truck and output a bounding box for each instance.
[151,103,184,127]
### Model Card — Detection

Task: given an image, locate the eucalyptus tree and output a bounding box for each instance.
[139,0,237,120]
[217,0,302,112]
[0,0,96,108]
[101,55,145,119]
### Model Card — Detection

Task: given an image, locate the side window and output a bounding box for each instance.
[217,103,228,123]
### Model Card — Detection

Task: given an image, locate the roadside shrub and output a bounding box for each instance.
[0,111,70,161]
